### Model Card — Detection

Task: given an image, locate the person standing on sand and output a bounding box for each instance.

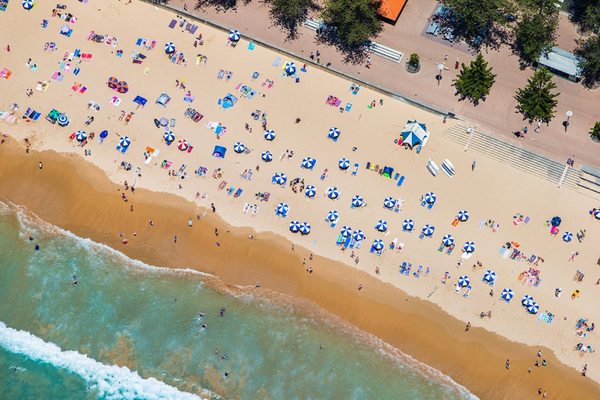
[506,359,510,369]
[189,218,193,227]
[465,322,471,331]
[215,229,218,236]
[174,236,178,243]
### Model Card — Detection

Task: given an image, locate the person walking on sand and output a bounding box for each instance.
[465,322,471,331]
[506,359,510,369]
[39,161,43,169]
[189,218,193,227]
[568,252,579,261]
[174,236,178,243]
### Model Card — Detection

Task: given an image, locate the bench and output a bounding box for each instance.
[367,42,404,63]
[304,18,321,31]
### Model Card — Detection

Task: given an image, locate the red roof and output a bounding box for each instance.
[378,0,407,22]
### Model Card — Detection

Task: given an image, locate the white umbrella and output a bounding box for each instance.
[229,30,240,41]
[264,130,276,141]
[341,226,352,237]
[422,224,435,236]
[339,158,350,170]
[233,142,245,153]
[261,151,272,162]
[119,136,131,147]
[442,234,454,246]
[326,187,340,200]
[327,210,338,221]
[372,239,384,250]
[299,222,311,235]
[305,185,316,198]
[351,195,364,208]
[458,275,470,287]
[383,197,396,209]
[463,241,475,253]
[403,219,414,231]
[75,131,87,142]
[458,210,469,222]
[375,220,387,232]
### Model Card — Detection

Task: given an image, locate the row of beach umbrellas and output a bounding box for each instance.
[107,77,129,93]
[289,221,311,235]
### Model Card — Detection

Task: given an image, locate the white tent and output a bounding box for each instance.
[400,120,427,148]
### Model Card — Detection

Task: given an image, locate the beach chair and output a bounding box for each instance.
[234,188,243,198]
[463,286,472,297]
[438,243,444,252]
[345,103,352,112]
[351,164,359,176]
[427,202,434,210]
[335,234,344,245]
[446,244,455,255]
[355,239,363,249]
[404,264,412,275]
[348,238,356,248]
[414,266,423,278]
[369,246,376,254]
[273,57,281,67]
[397,176,405,186]
[419,233,425,240]
[330,219,338,228]
[343,236,352,248]
[453,284,461,294]
[400,262,407,274]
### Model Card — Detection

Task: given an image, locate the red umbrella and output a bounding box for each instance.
[116,80,129,93]
[108,77,118,89]
[178,139,188,150]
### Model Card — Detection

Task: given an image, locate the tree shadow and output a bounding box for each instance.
[266,1,322,42]
[194,0,250,13]
[313,32,369,65]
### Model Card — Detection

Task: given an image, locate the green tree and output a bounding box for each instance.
[591,122,600,141]
[409,53,420,68]
[514,67,560,122]
[453,53,497,105]
[514,1,558,64]
[576,33,600,87]
[440,0,516,41]
[270,0,313,38]
[320,0,382,49]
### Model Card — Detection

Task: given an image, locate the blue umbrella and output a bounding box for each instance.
[299,222,311,235]
[551,216,561,227]
[484,270,497,283]
[301,157,316,170]
[463,241,475,253]
[305,185,316,198]
[119,136,131,147]
[57,114,69,127]
[501,288,514,302]
[375,220,388,232]
[289,220,301,233]
[594,209,600,219]
[277,203,289,215]
[261,151,272,162]
[164,42,176,54]
[403,219,415,231]
[75,130,87,142]
[163,131,175,142]
[327,210,338,222]
[563,232,573,242]
[372,239,384,251]
[422,224,435,236]
[458,210,469,222]
[339,158,350,170]
[521,295,534,307]
[22,0,33,10]
[424,192,436,204]
[326,187,340,200]
[442,234,454,246]
[229,30,241,41]
[99,130,108,139]
[341,226,352,237]
[264,130,276,141]
[233,142,245,153]
[352,230,365,241]
[383,197,396,209]
[328,127,340,140]
[527,302,539,314]
[273,173,287,185]
[285,62,296,75]
[458,275,470,287]
[351,195,364,208]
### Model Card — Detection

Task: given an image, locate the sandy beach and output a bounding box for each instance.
[1,1,600,398]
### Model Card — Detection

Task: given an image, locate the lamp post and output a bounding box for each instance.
[565,111,573,132]
[437,64,444,86]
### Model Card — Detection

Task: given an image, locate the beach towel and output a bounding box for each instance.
[168,19,177,29]
[190,25,198,35]
[136,38,142,46]
[345,103,353,112]
[247,90,256,99]
[272,57,281,67]
[248,43,255,50]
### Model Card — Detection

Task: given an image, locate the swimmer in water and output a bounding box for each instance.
[35,244,40,251]
[214,349,219,355]
[223,372,229,379]
[29,236,34,241]
[199,311,204,318]
[73,275,77,285]
[201,322,207,329]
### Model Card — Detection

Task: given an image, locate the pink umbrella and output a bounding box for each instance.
[178,139,189,150]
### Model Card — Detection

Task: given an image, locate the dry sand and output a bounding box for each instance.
[1,1,600,398]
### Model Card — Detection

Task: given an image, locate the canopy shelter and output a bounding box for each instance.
[22,0,33,10]
[372,239,384,251]
[75,131,87,142]
[527,302,540,314]
[155,93,171,107]
[563,231,573,242]
[301,157,317,170]
[536,47,584,82]
[99,130,109,139]
[212,145,226,158]
[351,195,364,208]
[178,139,189,151]
[273,172,287,185]
[400,120,427,148]
[163,132,175,142]
[116,81,128,94]
[328,127,340,140]
[521,295,534,307]
[277,203,289,215]
[285,62,296,75]
[299,222,311,235]
[57,114,69,126]
[483,270,497,284]
[222,93,238,109]
[463,241,475,253]
[133,96,147,107]
[424,192,436,204]
[119,136,131,148]
[551,216,561,227]
[595,209,600,220]
[382,166,393,178]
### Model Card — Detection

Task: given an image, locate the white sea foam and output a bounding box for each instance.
[0,322,213,400]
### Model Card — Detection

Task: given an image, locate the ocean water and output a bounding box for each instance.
[0,199,477,399]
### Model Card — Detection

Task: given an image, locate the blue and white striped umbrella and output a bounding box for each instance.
[277,203,289,215]
[458,275,470,287]
[299,222,311,235]
[422,224,435,236]
[119,136,131,147]
[383,197,396,209]
[233,142,245,153]
[403,219,415,231]
[484,270,497,283]
[442,234,454,246]
[424,192,436,204]
[75,130,87,142]
[501,288,514,302]
[289,220,301,233]
[463,241,475,253]
[305,185,316,198]
[22,0,33,10]
[457,210,469,222]
[375,220,388,232]
[341,226,352,237]
[301,157,316,169]
[273,172,287,185]
[326,187,340,200]
[228,30,240,41]
[521,295,534,307]
[163,131,175,142]
[57,114,69,126]
[327,210,338,221]
[264,130,276,141]
[372,239,384,251]
[285,62,296,75]
[527,302,539,314]
[351,195,364,208]
[563,231,573,242]
[261,151,273,162]
[328,127,340,139]
[595,209,600,219]
[164,42,176,54]
[339,158,350,170]
[352,230,365,241]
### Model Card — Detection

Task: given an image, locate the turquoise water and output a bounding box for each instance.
[0,199,476,399]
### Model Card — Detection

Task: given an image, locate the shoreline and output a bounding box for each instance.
[1,143,599,399]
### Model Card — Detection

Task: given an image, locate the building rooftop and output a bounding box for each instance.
[537,47,584,79]
[378,0,407,23]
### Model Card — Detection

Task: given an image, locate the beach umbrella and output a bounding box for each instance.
[352,230,365,241]
[372,239,384,251]
[75,131,87,142]
[99,130,108,139]
[305,185,316,198]
[375,220,388,232]
[501,288,514,302]
[424,192,436,204]
[120,136,131,148]
[301,157,316,170]
[273,172,287,185]
[116,81,129,94]
[261,151,272,162]
[403,219,415,231]
[57,114,69,126]
[264,130,275,141]
[383,197,396,209]
[22,0,33,10]
[326,187,340,200]
[527,302,539,314]
[233,142,245,153]
[289,220,301,233]
[159,117,169,127]
[299,222,311,235]
[595,209,600,220]
[163,131,175,142]
[285,62,296,75]
[339,158,350,170]
[165,42,176,54]
[341,226,352,237]
[521,295,534,307]
[442,234,454,246]
[177,139,188,150]
[327,210,338,222]
[458,275,470,287]
[463,241,475,253]
[108,77,118,89]
[484,270,497,283]
[563,231,573,242]
[328,127,340,140]
[60,25,70,34]
[422,224,435,236]
[277,203,289,215]
[229,30,240,41]
[351,195,364,208]
[551,216,561,227]
[458,210,469,222]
